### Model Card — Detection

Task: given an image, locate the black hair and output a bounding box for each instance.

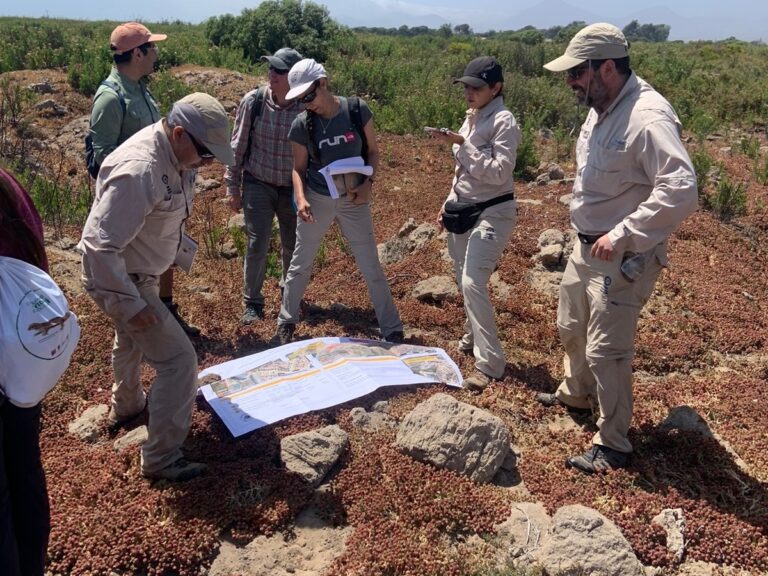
[488,80,504,99]
[112,42,152,64]
[0,172,47,270]
[590,56,631,75]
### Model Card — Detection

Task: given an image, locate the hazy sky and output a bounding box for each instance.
[5,0,767,41]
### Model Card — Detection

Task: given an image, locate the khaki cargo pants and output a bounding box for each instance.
[278,189,403,338]
[448,200,516,380]
[555,240,666,453]
[93,273,198,475]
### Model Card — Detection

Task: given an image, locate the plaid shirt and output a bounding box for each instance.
[225,87,302,193]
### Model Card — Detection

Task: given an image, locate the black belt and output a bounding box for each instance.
[577,232,607,244]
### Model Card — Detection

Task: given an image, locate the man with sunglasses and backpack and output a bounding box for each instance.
[225,48,304,325]
[88,22,200,337]
[539,23,698,474]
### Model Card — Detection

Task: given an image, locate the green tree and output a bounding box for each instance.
[623,20,670,42]
[453,23,472,35]
[204,0,343,63]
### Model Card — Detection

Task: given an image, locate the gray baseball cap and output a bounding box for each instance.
[261,47,303,71]
[166,93,235,166]
[544,23,629,72]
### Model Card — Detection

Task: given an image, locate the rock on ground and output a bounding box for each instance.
[68,404,108,443]
[536,504,644,576]
[280,425,349,487]
[394,393,510,483]
[208,500,352,576]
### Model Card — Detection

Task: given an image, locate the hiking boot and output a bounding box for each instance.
[241,303,265,325]
[106,397,148,430]
[463,369,493,392]
[457,338,473,355]
[271,323,295,346]
[142,458,207,482]
[535,392,592,415]
[566,444,629,474]
[166,302,201,336]
[384,330,405,344]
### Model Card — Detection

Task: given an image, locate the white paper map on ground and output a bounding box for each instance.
[198,337,462,437]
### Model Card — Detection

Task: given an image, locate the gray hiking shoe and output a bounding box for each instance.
[566,444,629,474]
[241,303,265,325]
[271,323,295,346]
[535,392,592,415]
[142,458,207,482]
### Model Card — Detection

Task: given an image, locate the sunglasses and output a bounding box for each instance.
[186,131,214,159]
[269,65,289,75]
[299,83,319,104]
[566,64,591,80]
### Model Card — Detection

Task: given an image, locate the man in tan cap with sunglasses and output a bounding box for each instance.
[88,22,201,337]
[79,93,234,482]
[539,23,698,474]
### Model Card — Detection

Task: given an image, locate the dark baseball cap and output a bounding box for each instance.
[260,48,303,71]
[453,56,504,88]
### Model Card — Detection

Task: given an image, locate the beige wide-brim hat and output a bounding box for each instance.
[166,93,235,166]
[544,22,629,72]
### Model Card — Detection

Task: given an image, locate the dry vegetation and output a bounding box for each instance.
[3,64,768,575]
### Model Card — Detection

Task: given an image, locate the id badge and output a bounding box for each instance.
[174,233,198,274]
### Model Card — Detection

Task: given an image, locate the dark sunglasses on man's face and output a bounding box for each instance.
[186,131,215,159]
[269,66,289,75]
[566,64,591,80]
[299,84,318,104]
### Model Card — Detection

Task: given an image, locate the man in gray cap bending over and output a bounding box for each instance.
[79,93,234,482]
[539,23,697,473]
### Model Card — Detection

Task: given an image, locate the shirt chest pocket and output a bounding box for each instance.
[580,144,632,198]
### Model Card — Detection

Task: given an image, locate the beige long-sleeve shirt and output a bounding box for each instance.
[448,95,521,203]
[78,122,196,323]
[573,73,698,253]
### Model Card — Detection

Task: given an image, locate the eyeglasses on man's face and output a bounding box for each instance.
[566,63,591,80]
[299,83,319,104]
[269,66,289,76]
[186,131,214,159]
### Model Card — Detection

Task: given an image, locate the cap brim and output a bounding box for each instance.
[149,33,167,43]
[205,141,235,166]
[286,81,315,101]
[543,54,585,72]
[261,55,288,70]
[452,76,486,88]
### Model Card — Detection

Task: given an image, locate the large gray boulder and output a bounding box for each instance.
[280,425,349,487]
[536,504,644,576]
[394,393,510,483]
[412,275,458,303]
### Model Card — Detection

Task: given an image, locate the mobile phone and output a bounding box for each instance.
[424,126,449,134]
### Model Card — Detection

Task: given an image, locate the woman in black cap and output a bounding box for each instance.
[427,55,521,391]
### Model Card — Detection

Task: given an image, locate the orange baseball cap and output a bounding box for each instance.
[110,22,167,55]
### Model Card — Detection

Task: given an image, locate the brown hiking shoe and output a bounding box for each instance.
[463,370,492,391]
[106,397,147,430]
[166,302,201,337]
[142,458,207,482]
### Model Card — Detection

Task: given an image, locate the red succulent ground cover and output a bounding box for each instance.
[11,67,768,574]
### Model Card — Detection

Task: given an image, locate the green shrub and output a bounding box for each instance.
[690,147,714,194]
[703,174,747,221]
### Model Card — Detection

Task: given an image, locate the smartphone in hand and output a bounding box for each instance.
[424,126,450,135]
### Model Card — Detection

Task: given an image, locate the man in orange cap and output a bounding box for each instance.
[89,22,200,337]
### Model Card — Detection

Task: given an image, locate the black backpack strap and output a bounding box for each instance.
[347,96,368,162]
[306,110,321,165]
[98,79,126,115]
